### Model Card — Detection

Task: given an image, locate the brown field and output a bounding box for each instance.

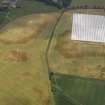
[0,12,60,105]
[6,49,28,62]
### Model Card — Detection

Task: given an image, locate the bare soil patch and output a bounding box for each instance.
[6,49,28,62]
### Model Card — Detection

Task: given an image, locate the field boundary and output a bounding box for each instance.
[44,8,82,105]
[45,9,65,75]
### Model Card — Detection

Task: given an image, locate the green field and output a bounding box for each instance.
[0,11,9,25]
[8,0,59,20]
[0,0,59,25]
[1,0,105,26]
[51,73,105,105]
[70,0,105,6]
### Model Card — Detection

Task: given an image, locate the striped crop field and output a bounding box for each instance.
[51,73,105,105]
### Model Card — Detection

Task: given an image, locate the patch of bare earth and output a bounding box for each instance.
[6,49,28,62]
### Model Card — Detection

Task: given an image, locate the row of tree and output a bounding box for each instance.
[47,0,71,8]
[43,0,105,10]
[35,0,71,8]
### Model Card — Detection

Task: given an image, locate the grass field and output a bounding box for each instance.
[1,0,105,26]
[5,0,59,21]
[0,0,60,26]
[51,73,105,105]
[0,12,7,24]
[0,12,60,105]
[48,9,105,80]
[70,0,105,6]
[0,2,105,105]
